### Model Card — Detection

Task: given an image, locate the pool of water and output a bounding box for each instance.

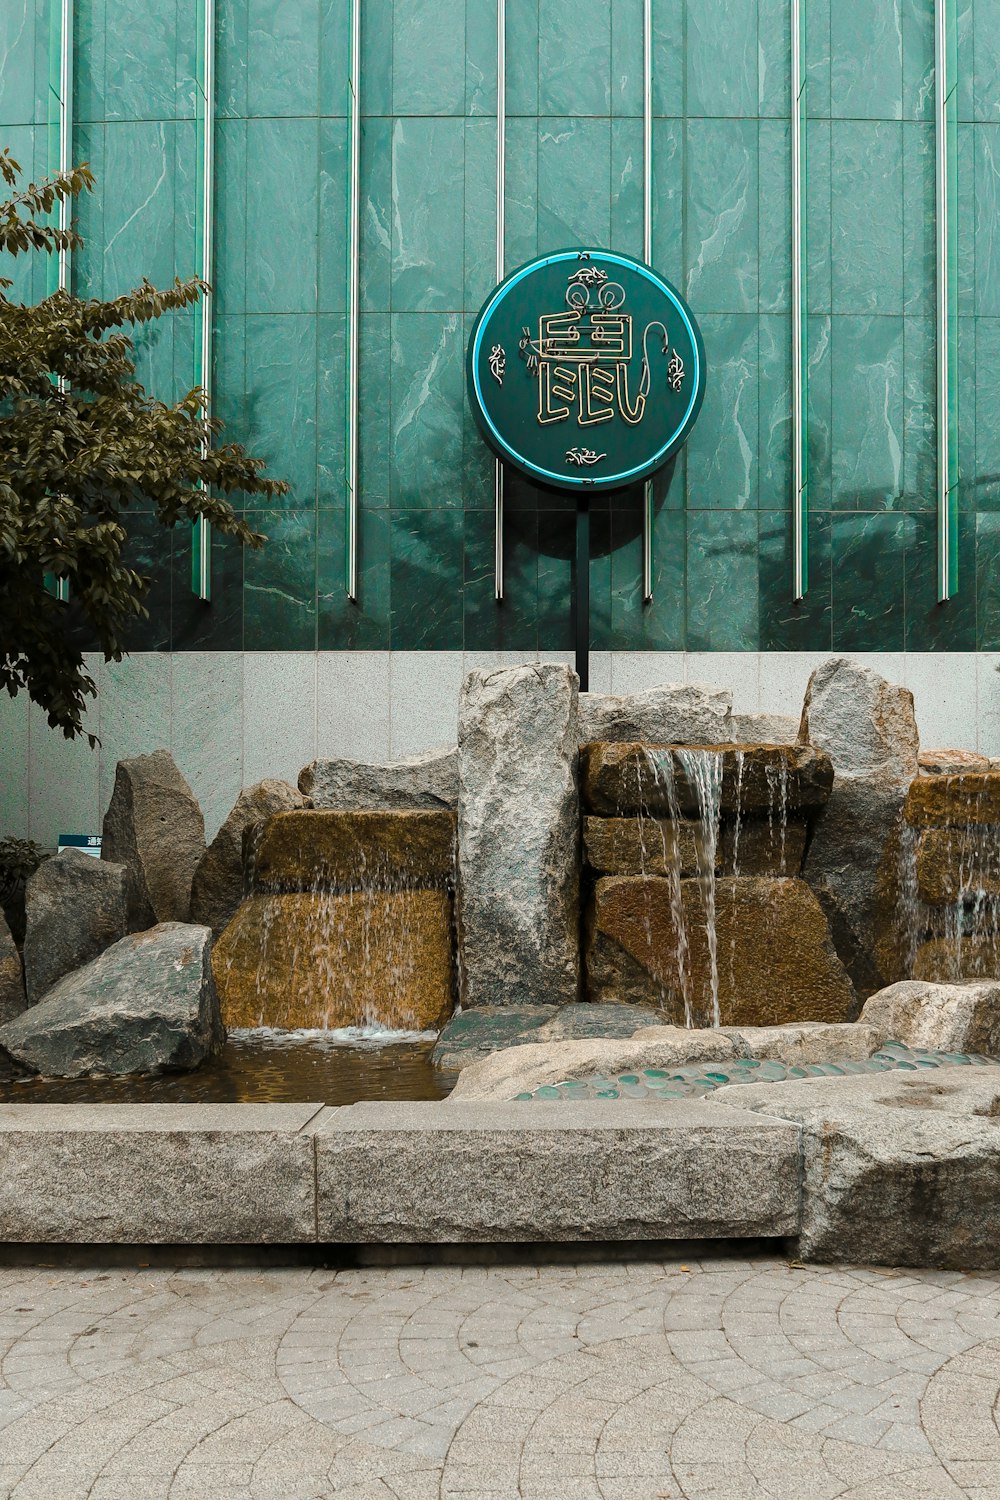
[0,1030,456,1106]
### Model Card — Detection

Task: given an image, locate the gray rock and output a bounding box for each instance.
[0,911,24,1025]
[728,1066,1000,1267]
[798,658,920,996]
[190,779,306,934]
[313,1099,800,1243]
[299,747,458,810]
[23,848,128,1003]
[457,664,580,1008]
[448,1028,740,1101]
[535,1002,676,1043]
[917,748,990,775]
[579,682,733,746]
[0,923,223,1078]
[860,979,1000,1056]
[717,1021,886,1063]
[101,750,206,929]
[733,712,799,745]
[431,1005,560,1072]
[0,1103,318,1243]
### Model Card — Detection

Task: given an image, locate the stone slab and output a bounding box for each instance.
[581,742,833,818]
[250,808,456,892]
[583,815,709,877]
[905,773,1000,829]
[913,936,1000,983]
[0,1103,321,1242]
[431,1005,559,1071]
[915,825,1000,904]
[724,1067,1000,1268]
[719,817,808,877]
[312,1100,801,1243]
[213,889,455,1031]
[299,747,458,810]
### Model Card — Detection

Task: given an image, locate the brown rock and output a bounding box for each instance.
[250,809,455,893]
[915,825,1000,905]
[919,749,991,776]
[905,773,1000,829]
[719,817,808,876]
[580,742,833,818]
[0,911,24,1025]
[913,937,1000,983]
[191,780,307,935]
[101,750,205,928]
[587,875,856,1028]
[213,890,455,1031]
[583,816,709,877]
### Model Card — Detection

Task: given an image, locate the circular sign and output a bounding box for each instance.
[466,249,706,494]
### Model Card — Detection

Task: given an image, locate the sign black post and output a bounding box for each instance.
[575,493,590,693]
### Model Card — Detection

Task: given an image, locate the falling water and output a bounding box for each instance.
[677,749,724,1027]
[642,747,724,1027]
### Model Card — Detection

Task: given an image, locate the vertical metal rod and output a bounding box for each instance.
[575,497,590,692]
[936,0,956,602]
[193,0,215,601]
[345,0,362,600]
[641,0,654,602]
[494,0,506,601]
[57,0,73,293]
[791,0,807,601]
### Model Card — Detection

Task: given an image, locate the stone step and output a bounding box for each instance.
[249,809,455,893]
[587,875,855,1028]
[583,816,712,877]
[580,742,833,818]
[915,825,1000,905]
[213,890,455,1031]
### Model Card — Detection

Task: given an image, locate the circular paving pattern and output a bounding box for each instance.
[3,1258,1000,1496]
[515,1043,1000,1101]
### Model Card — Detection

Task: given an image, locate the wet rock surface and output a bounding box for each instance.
[587,875,856,1028]
[190,779,307,935]
[914,824,1000,904]
[798,659,920,997]
[905,771,1000,828]
[299,748,458,811]
[457,664,580,1009]
[578,683,733,746]
[23,849,128,1003]
[0,912,24,1026]
[583,815,709,877]
[718,817,808,877]
[101,750,206,929]
[250,809,456,893]
[0,923,222,1079]
[581,742,833,819]
[213,890,454,1032]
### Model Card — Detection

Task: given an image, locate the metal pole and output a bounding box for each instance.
[193,0,215,600]
[575,496,590,692]
[494,0,506,600]
[791,0,807,601]
[345,0,362,600]
[936,0,955,602]
[641,0,654,602]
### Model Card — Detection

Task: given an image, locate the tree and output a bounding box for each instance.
[0,149,286,744]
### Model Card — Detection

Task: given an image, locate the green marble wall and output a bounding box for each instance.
[3,0,1000,652]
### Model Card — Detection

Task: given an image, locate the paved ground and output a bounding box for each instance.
[2,1255,1000,1499]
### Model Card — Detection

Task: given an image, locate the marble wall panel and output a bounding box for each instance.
[831,0,903,120]
[247,0,319,117]
[685,314,759,510]
[392,0,466,115]
[243,314,318,506]
[244,119,319,315]
[317,505,391,649]
[830,512,913,651]
[686,511,760,650]
[537,0,611,116]
[685,0,757,118]
[831,316,905,510]
[685,119,759,315]
[390,117,465,311]
[244,509,318,650]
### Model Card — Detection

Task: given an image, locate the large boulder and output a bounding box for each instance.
[729,1066,1000,1267]
[798,658,919,996]
[190,779,306,935]
[578,683,733,746]
[0,923,222,1078]
[213,889,454,1031]
[299,747,458,810]
[101,750,206,929]
[860,979,1000,1054]
[0,911,24,1025]
[23,849,128,1003]
[250,809,455,892]
[587,875,856,1027]
[457,664,580,1008]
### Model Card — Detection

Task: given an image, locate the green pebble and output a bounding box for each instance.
[915,1059,940,1068]
[895,1061,918,1070]
[514,1092,534,1100]
[644,1069,668,1078]
[618,1074,640,1085]
[595,1088,620,1098]
[787,1066,808,1078]
[705,1072,730,1082]
[536,1085,562,1098]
